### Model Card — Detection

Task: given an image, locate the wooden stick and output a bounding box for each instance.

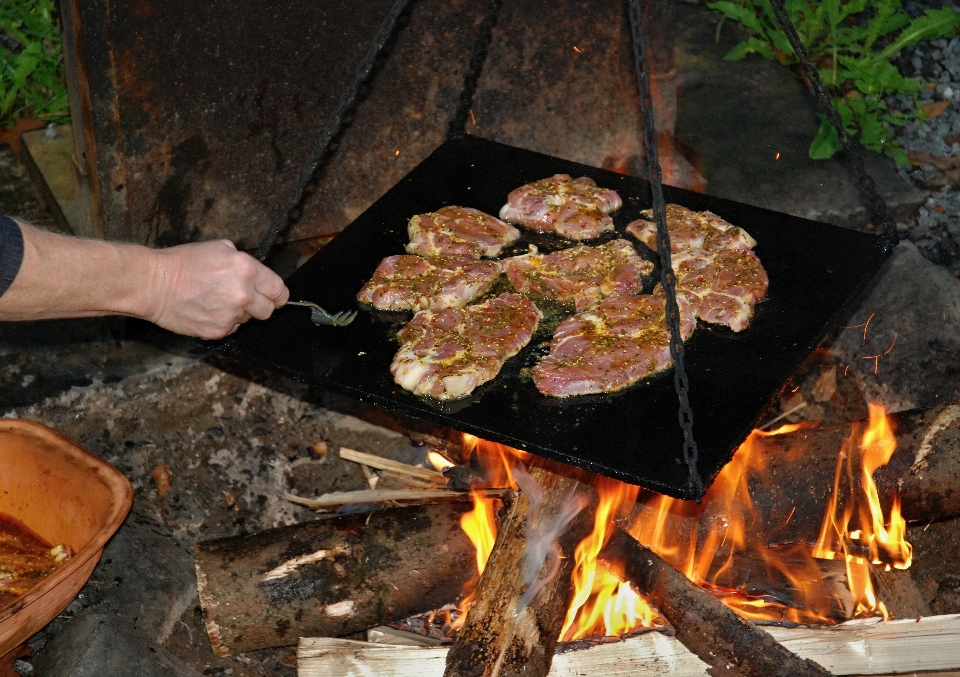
[284,487,505,511]
[443,459,595,677]
[340,447,447,485]
[599,529,831,677]
[195,502,478,656]
[298,613,960,677]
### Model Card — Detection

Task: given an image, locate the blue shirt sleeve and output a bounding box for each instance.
[0,216,25,299]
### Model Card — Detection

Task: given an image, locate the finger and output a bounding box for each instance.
[246,292,277,321]
[253,264,288,302]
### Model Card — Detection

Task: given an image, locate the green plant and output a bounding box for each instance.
[0,0,69,128]
[707,0,960,163]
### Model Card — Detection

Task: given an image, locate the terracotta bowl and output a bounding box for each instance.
[0,419,133,660]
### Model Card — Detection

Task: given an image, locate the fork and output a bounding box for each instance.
[287,301,358,327]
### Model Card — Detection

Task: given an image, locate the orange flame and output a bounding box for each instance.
[462,433,529,489]
[812,403,911,619]
[560,478,653,640]
[456,408,911,642]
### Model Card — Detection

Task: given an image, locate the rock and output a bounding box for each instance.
[32,609,202,677]
[830,241,960,412]
[78,509,198,643]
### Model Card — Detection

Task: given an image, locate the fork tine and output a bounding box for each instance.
[332,310,357,326]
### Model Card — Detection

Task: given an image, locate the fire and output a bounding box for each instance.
[812,403,911,618]
[461,434,529,488]
[560,478,655,640]
[454,405,911,642]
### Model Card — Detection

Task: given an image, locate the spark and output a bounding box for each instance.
[862,333,897,374]
[573,45,582,53]
[395,150,401,157]
[775,152,781,160]
[469,109,476,126]
[838,312,875,340]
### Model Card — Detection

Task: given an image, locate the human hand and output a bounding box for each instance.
[146,240,290,339]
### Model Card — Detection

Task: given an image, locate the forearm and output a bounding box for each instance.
[0,221,160,321]
[0,220,289,338]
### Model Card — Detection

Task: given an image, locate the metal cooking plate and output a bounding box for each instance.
[222,136,890,499]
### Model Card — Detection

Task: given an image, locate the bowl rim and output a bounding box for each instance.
[0,419,134,624]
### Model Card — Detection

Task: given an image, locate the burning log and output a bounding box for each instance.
[195,501,477,656]
[651,403,960,552]
[599,529,832,677]
[443,459,595,677]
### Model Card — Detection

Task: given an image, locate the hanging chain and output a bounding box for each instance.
[255,0,414,261]
[627,0,702,495]
[768,0,901,254]
[448,0,503,140]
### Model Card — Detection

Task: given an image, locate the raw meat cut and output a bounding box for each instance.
[406,206,520,258]
[626,204,768,332]
[625,204,756,258]
[502,239,653,312]
[357,255,501,312]
[499,174,622,240]
[391,293,541,400]
[532,287,697,397]
[671,247,769,332]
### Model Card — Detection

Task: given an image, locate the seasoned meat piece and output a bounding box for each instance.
[357,255,501,312]
[626,204,768,332]
[625,204,757,257]
[406,206,520,259]
[499,174,622,240]
[502,239,653,312]
[532,288,697,397]
[391,293,541,400]
[674,248,768,332]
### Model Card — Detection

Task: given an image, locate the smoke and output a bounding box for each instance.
[513,465,587,609]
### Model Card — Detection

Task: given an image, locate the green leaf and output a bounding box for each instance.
[863,0,900,50]
[859,111,884,147]
[887,146,909,166]
[725,37,776,61]
[877,8,960,61]
[707,1,770,35]
[810,115,844,159]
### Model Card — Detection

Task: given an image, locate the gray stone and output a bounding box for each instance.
[79,509,198,643]
[32,610,202,677]
[830,241,960,412]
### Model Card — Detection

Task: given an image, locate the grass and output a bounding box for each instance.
[0,0,70,128]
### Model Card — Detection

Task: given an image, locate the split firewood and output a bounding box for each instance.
[339,447,447,485]
[443,458,595,677]
[195,501,478,656]
[298,613,960,677]
[599,529,832,677]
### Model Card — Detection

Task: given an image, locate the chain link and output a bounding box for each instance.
[768,0,901,254]
[448,0,503,140]
[255,0,414,261]
[627,0,703,495]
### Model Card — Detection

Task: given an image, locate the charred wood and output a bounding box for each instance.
[653,405,960,550]
[600,529,832,677]
[443,459,595,677]
[195,501,477,656]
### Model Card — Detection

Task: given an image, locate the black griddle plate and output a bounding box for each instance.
[220,136,890,499]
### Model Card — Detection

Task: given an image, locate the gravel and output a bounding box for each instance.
[890,11,960,274]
